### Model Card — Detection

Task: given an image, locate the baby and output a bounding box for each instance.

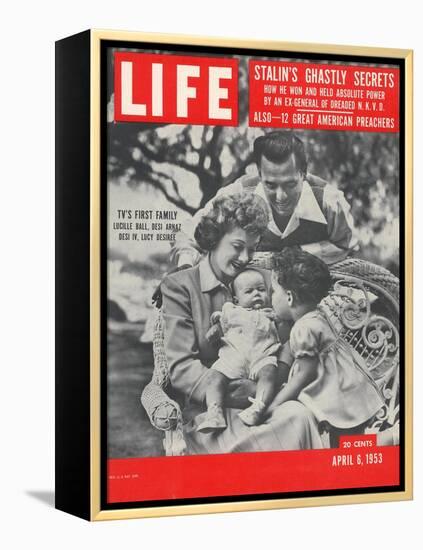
[268,248,384,430]
[197,268,281,433]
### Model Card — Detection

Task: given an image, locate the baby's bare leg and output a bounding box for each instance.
[197,371,229,433]
[255,365,280,409]
[205,370,229,409]
[238,365,279,426]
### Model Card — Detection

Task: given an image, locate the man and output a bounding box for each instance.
[171,131,358,268]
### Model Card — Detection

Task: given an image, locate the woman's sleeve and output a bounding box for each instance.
[161,274,209,401]
[290,318,321,359]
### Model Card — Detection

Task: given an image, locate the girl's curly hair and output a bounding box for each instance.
[194,192,269,251]
[274,248,332,305]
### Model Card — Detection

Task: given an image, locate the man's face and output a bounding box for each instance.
[259,154,304,217]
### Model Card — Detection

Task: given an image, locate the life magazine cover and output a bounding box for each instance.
[105,43,402,504]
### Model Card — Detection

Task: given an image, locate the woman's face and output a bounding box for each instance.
[271,273,292,321]
[210,227,260,283]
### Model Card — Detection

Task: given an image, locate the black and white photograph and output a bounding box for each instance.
[105,45,402,480]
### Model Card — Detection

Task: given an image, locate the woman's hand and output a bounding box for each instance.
[225,379,257,409]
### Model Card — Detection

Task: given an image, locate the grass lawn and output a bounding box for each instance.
[107,322,164,458]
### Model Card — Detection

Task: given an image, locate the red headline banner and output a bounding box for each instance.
[114,53,238,126]
[249,60,399,132]
[108,440,400,504]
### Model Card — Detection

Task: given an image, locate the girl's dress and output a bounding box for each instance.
[289,307,384,429]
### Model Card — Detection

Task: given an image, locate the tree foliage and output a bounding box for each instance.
[107,55,399,270]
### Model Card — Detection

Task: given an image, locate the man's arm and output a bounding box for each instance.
[169,215,203,268]
[301,185,359,265]
[169,180,244,267]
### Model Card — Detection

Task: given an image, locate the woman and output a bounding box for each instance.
[160,191,324,454]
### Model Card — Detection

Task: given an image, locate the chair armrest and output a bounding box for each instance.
[141,381,181,431]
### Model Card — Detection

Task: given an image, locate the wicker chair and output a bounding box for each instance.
[141,256,400,456]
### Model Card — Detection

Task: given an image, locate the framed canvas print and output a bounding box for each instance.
[55,29,413,521]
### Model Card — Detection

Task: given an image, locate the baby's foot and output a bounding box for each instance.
[197,404,227,433]
[238,397,266,426]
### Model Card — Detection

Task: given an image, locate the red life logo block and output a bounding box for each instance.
[114,52,238,126]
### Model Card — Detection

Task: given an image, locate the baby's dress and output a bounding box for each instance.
[289,308,384,429]
[211,302,281,381]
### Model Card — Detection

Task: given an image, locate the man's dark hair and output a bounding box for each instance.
[274,248,332,305]
[253,131,308,175]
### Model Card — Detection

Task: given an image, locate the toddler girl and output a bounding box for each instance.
[269,248,384,430]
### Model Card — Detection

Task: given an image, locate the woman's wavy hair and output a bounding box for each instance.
[274,248,332,305]
[194,192,269,252]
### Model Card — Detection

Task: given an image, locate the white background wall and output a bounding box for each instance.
[1,1,420,547]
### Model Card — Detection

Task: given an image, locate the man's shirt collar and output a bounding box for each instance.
[255,179,327,239]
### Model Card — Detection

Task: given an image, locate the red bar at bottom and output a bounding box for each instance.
[107,445,400,504]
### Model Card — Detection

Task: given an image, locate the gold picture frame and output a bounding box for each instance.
[55,29,413,521]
